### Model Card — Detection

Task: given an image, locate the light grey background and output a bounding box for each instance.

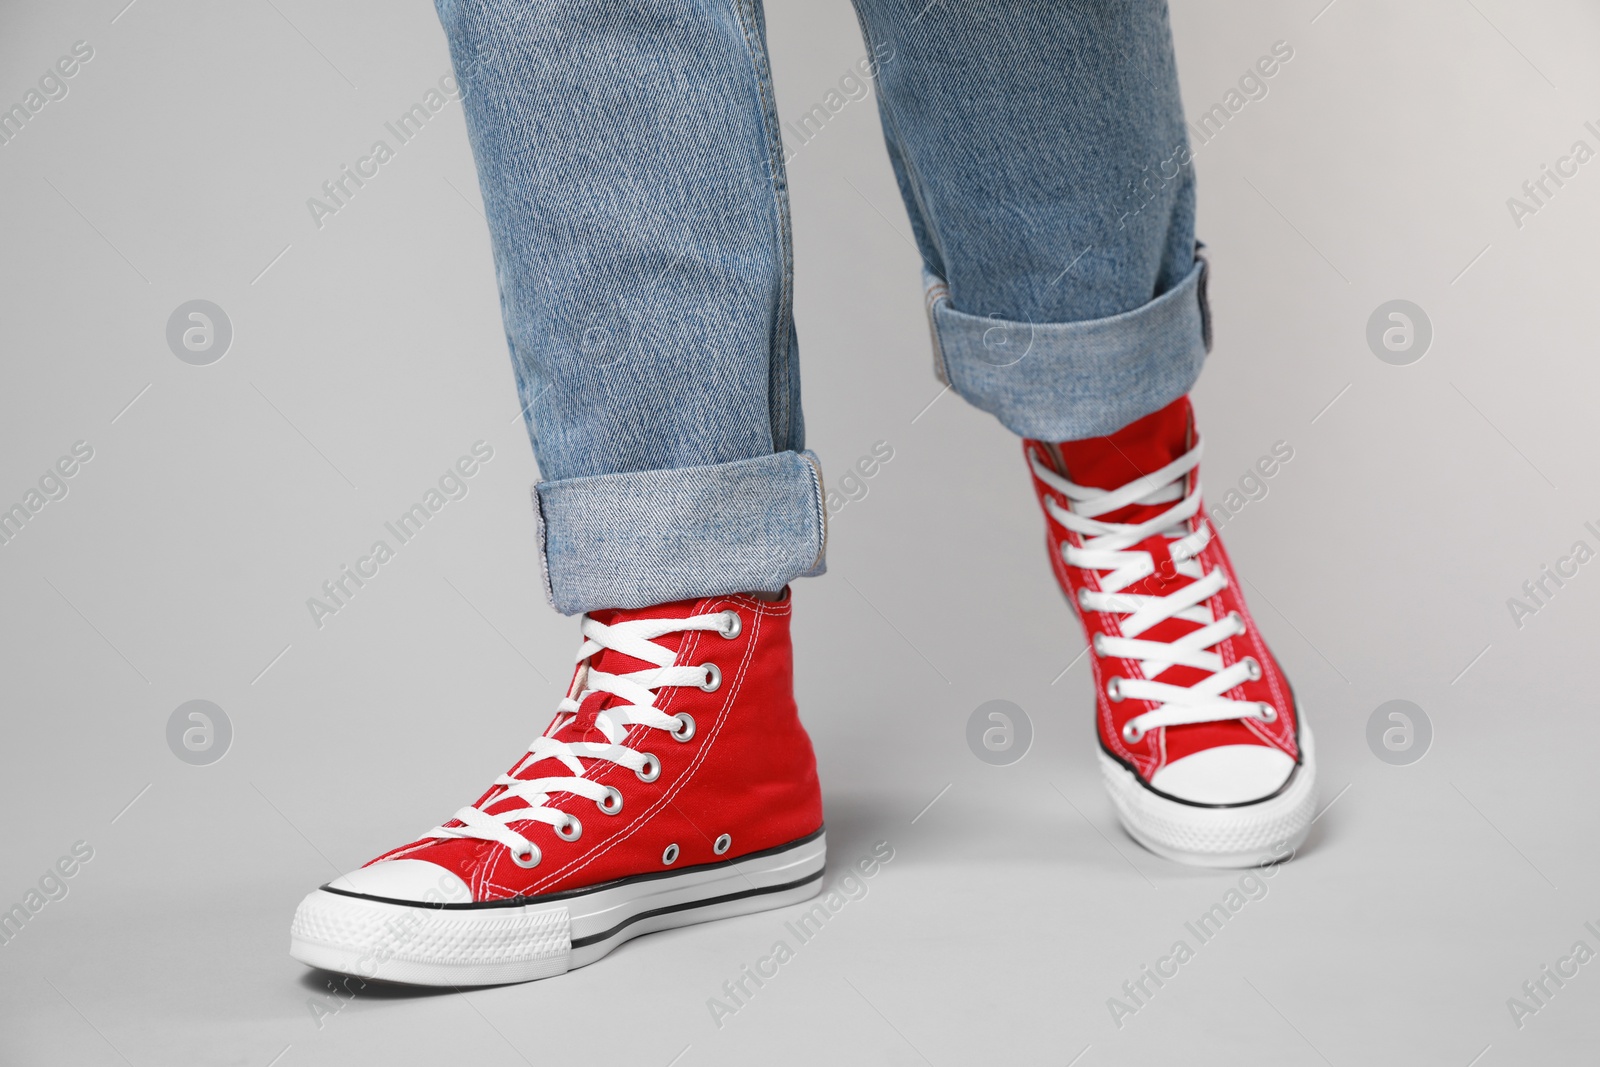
[3,0,1598,1064]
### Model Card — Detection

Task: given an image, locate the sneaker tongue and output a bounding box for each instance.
[1049,396,1193,526]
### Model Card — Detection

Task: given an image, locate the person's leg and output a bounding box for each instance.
[852,0,1314,866]
[443,0,824,615]
[289,0,826,986]
[851,0,1205,439]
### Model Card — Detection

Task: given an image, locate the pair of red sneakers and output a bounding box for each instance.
[290,397,1315,986]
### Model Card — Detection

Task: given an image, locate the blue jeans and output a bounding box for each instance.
[436,0,1208,614]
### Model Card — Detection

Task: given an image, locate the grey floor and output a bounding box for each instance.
[4,1,1599,1064]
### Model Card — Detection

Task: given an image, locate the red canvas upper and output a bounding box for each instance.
[365,592,823,901]
[1026,397,1300,786]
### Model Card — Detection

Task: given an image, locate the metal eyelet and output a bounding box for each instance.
[699,663,721,692]
[1257,702,1278,723]
[718,610,742,639]
[1242,656,1262,681]
[555,815,582,842]
[635,752,661,783]
[1121,721,1146,744]
[662,843,679,865]
[1091,633,1107,656]
[671,712,696,742]
[597,787,624,815]
[1227,611,1246,634]
[1106,676,1126,702]
[510,843,540,868]
[1077,587,1093,609]
[713,833,732,856]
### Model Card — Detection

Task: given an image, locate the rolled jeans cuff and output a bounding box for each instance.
[924,253,1212,441]
[532,450,828,615]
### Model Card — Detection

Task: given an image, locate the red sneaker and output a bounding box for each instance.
[290,591,825,985]
[1026,398,1316,867]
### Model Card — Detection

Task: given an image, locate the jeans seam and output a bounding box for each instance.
[529,481,557,609]
[727,0,796,455]
[800,450,828,576]
[854,39,948,289]
[922,274,952,385]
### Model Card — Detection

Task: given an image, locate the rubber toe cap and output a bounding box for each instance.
[327,859,471,904]
[1148,744,1296,805]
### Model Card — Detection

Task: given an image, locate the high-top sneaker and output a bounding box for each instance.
[290,590,825,986]
[1025,397,1316,867]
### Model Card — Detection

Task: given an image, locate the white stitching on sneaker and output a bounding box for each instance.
[422,609,737,867]
[1030,440,1268,741]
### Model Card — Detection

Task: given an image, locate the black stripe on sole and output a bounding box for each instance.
[320,825,826,911]
[570,868,823,949]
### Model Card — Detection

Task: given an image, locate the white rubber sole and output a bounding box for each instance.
[290,831,825,986]
[1099,722,1317,868]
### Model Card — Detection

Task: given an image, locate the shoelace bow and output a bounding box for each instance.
[423,608,740,867]
[1031,439,1275,744]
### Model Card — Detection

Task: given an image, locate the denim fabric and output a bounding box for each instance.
[436,0,1205,614]
[926,256,1210,441]
[534,450,826,614]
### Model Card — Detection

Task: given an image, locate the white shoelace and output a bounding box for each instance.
[1031,440,1274,744]
[423,608,740,868]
